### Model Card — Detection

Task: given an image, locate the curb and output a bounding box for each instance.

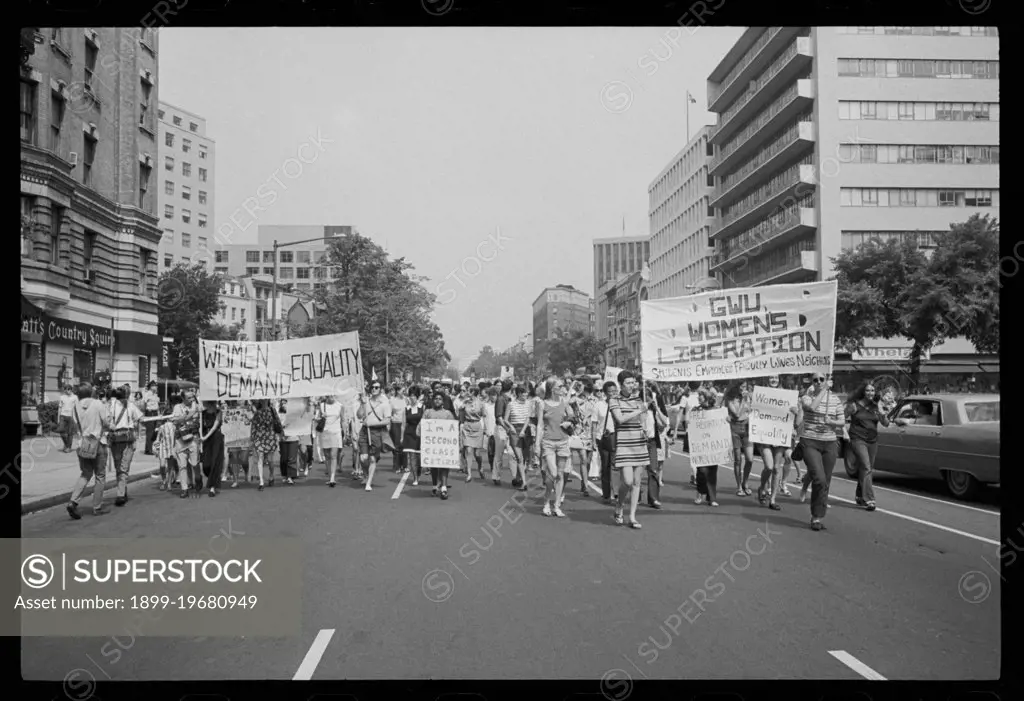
[22,466,162,516]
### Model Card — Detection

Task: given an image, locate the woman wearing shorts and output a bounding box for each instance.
[609,371,648,529]
[507,384,530,490]
[534,377,575,518]
[754,375,797,511]
[725,380,755,496]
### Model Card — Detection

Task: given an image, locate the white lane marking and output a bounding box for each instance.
[391,470,411,499]
[669,450,999,516]
[294,628,335,680]
[829,650,887,680]
[824,492,1000,546]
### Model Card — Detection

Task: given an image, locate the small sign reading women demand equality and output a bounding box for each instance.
[420,419,461,469]
[749,386,799,447]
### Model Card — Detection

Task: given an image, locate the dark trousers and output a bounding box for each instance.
[598,439,615,499]
[279,440,299,479]
[696,465,719,502]
[850,438,877,503]
[58,415,74,450]
[144,410,158,452]
[645,438,661,505]
[390,424,404,468]
[800,437,838,520]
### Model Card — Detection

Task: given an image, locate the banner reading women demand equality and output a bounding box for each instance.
[640,281,837,383]
[198,332,363,401]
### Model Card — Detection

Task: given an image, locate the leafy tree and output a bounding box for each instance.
[467,345,501,378]
[546,329,605,375]
[206,322,244,342]
[831,214,999,385]
[158,263,225,380]
[293,233,450,381]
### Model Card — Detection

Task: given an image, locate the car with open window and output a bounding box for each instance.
[845,393,999,500]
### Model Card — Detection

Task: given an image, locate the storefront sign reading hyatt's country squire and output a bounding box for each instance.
[21,313,114,350]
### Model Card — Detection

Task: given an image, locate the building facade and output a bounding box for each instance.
[215,274,315,342]
[705,26,999,289]
[21,27,163,403]
[593,235,650,349]
[157,101,215,270]
[647,125,717,300]
[215,225,360,293]
[532,285,594,372]
[603,271,647,370]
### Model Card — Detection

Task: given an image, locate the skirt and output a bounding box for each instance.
[320,429,344,450]
[613,425,648,470]
[461,421,484,450]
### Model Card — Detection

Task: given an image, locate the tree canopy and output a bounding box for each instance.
[157,262,225,380]
[831,214,999,383]
[545,328,605,376]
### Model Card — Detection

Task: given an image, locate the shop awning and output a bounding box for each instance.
[920,363,986,374]
[978,364,1000,374]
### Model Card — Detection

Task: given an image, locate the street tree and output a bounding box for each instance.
[831,214,999,385]
[157,263,225,380]
[546,329,605,375]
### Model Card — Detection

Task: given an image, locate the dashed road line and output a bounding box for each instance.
[829,650,887,680]
[391,470,411,499]
[294,628,335,680]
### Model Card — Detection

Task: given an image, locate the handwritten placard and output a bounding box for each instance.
[688,408,733,468]
[749,386,798,447]
[420,419,461,469]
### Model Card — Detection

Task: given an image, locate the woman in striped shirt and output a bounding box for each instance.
[799,372,846,531]
[506,385,531,491]
[609,370,649,529]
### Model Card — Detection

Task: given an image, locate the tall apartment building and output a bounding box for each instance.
[706,26,999,289]
[592,235,650,352]
[216,225,360,292]
[21,27,163,402]
[532,285,594,372]
[158,101,215,270]
[647,125,717,300]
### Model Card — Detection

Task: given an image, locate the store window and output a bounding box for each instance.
[21,342,41,406]
[74,349,94,388]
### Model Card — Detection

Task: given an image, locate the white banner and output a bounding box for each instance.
[749,386,798,448]
[604,366,623,384]
[420,418,460,469]
[198,332,363,401]
[688,408,733,468]
[640,281,837,383]
[500,366,514,381]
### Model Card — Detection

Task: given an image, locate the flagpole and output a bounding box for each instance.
[686,90,691,144]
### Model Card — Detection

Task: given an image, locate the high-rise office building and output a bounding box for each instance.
[648,125,717,300]
[21,27,163,399]
[706,26,999,289]
[592,235,650,352]
[158,101,215,271]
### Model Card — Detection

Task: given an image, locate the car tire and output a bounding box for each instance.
[944,470,980,501]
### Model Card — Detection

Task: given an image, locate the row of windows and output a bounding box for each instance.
[837,58,999,80]
[163,181,209,203]
[163,206,208,226]
[164,156,208,181]
[650,169,714,229]
[836,144,999,165]
[721,154,814,224]
[244,250,326,264]
[239,266,336,280]
[162,230,207,248]
[720,114,813,194]
[722,236,815,288]
[838,101,998,122]
[650,139,713,205]
[164,132,209,158]
[840,188,1000,207]
[836,26,998,37]
[841,231,945,251]
[720,193,815,260]
[157,109,199,132]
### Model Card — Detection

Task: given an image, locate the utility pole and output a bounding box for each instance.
[271,240,279,340]
[385,313,389,386]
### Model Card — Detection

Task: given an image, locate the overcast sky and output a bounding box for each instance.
[158,27,744,367]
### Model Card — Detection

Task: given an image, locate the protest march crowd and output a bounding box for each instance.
[56,368,895,533]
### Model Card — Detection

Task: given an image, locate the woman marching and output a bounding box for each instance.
[534,376,576,518]
[753,375,798,511]
[404,386,426,486]
[320,393,345,487]
[692,387,722,507]
[199,400,224,497]
[459,387,487,483]
[799,372,845,531]
[424,391,457,499]
[724,380,755,497]
[608,370,649,529]
[249,399,283,492]
[845,380,894,512]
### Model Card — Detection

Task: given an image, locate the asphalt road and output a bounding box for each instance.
[20,448,1001,682]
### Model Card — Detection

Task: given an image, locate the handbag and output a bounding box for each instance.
[598,400,617,453]
[791,442,805,462]
[567,401,585,450]
[108,403,136,444]
[315,402,326,432]
[74,406,100,459]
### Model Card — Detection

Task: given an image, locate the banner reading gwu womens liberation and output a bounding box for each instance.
[198,332,363,401]
[640,281,837,383]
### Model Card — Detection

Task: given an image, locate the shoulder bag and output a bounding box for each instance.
[74,405,101,459]
[178,407,199,442]
[598,400,617,453]
[315,402,327,432]
[108,402,135,444]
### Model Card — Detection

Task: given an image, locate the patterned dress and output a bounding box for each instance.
[610,394,648,470]
[250,405,279,455]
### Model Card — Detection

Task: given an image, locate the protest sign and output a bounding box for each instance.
[281,398,314,438]
[604,366,623,384]
[221,403,254,448]
[500,366,514,381]
[688,408,733,468]
[640,281,837,383]
[420,419,460,469]
[749,386,798,447]
[198,332,363,401]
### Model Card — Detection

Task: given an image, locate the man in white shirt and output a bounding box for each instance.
[107,386,144,507]
[142,380,161,454]
[58,386,77,452]
[67,384,110,519]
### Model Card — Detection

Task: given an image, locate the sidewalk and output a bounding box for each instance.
[19,433,162,515]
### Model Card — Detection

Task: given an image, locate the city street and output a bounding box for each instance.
[21,448,1000,681]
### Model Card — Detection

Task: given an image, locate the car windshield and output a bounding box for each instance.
[963,401,999,422]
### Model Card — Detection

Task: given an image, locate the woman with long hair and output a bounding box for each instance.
[799,372,845,531]
[724,380,755,496]
[534,376,576,518]
[609,370,649,529]
[249,399,281,492]
[692,388,722,507]
[640,382,670,509]
[321,393,345,487]
[753,375,798,511]
[845,380,894,512]
[459,386,487,483]
[507,384,531,491]
[199,400,224,497]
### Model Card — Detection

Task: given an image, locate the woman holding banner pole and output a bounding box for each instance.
[725,381,755,497]
[799,372,845,531]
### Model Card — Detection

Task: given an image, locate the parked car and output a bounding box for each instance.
[845,393,999,500]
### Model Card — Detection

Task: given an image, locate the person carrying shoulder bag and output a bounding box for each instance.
[66,385,111,519]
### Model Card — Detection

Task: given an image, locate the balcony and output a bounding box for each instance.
[710,36,814,146]
[712,120,815,209]
[709,80,815,177]
[712,163,816,240]
[733,250,819,287]
[708,27,803,113]
[711,207,817,273]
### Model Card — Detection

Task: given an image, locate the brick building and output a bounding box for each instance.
[21,27,163,403]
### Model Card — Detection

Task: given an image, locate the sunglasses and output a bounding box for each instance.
[371,385,381,390]
[813,377,826,382]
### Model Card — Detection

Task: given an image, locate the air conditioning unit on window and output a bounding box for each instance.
[67,151,79,166]
[85,29,99,45]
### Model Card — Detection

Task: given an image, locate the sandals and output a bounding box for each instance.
[440,489,449,500]
[768,502,781,511]
[613,511,624,526]
[627,520,642,529]
[258,484,265,492]
[328,481,336,488]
